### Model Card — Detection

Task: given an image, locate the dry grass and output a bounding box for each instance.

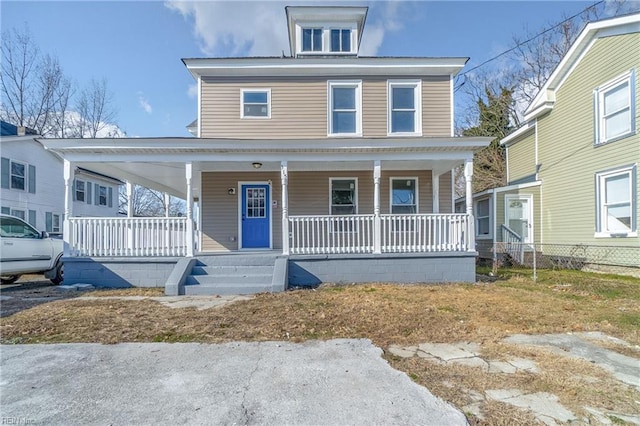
[1,268,639,424]
[82,287,164,297]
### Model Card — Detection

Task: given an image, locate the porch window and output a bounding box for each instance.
[330,29,351,52]
[302,28,322,52]
[475,198,491,237]
[330,178,357,215]
[75,179,85,202]
[595,70,635,145]
[596,165,636,237]
[241,89,270,118]
[328,81,361,136]
[388,80,422,135]
[390,178,417,214]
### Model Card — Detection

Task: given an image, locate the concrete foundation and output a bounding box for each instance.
[63,257,181,288]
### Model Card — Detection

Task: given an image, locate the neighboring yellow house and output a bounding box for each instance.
[458,13,639,271]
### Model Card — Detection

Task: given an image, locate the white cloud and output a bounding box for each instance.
[137,92,152,114]
[187,83,198,99]
[360,1,407,56]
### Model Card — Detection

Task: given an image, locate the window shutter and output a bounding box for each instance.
[72,180,77,201]
[46,212,52,232]
[1,157,9,189]
[28,165,36,193]
[86,181,92,204]
[95,183,100,205]
[28,210,36,227]
[108,187,113,208]
[1,206,10,215]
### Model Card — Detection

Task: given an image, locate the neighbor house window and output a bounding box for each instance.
[596,165,636,237]
[595,70,635,145]
[10,160,26,190]
[330,178,357,215]
[98,185,108,206]
[302,28,322,52]
[46,212,61,233]
[75,179,86,202]
[330,29,351,52]
[10,209,25,220]
[241,89,270,118]
[328,81,361,136]
[388,80,422,135]
[475,198,491,237]
[390,178,418,214]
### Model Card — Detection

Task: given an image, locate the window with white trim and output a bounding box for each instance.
[595,70,635,145]
[388,81,422,135]
[595,165,636,237]
[328,81,361,136]
[475,198,491,237]
[330,29,351,52]
[330,178,357,215]
[302,28,322,52]
[46,212,61,233]
[241,89,270,118]
[390,178,418,214]
[75,179,86,202]
[98,185,108,206]
[10,160,26,190]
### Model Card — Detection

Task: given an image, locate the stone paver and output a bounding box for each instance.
[487,390,577,426]
[487,360,517,374]
[449,356,488,371]
[417,342,480,361]
[507,357,539,373]
[387,345,417,358]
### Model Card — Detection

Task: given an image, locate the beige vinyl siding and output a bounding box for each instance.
[507,131,536,183]
[536,32,640,246]
[200,76,451,139]
[496,186,541,243]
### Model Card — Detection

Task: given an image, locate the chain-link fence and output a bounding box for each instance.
[476,241,640,278]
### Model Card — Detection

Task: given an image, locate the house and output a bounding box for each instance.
[40,6,492,293]
[456,13,639,272]
[0,122,122,233]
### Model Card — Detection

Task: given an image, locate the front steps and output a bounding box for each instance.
[168,253,288,296]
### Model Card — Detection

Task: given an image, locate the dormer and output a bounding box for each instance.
[286,6,368,58]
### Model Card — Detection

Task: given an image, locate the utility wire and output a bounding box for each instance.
[454,0,603,92]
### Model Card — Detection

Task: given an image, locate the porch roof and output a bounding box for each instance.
[39,136,491,199]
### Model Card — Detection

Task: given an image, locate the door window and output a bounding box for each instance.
[246,187,266,218]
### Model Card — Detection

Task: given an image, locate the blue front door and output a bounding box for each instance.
[241,184,270,248]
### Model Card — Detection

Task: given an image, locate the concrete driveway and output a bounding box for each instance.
[0,339,466,425]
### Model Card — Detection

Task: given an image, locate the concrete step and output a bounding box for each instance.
[191,265,274,276]
[196,254,279,267]
[185,274,272,286]
[183,283,273,296]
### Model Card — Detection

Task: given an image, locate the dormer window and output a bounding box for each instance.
[330,29,351,52]
[302,28,322,52]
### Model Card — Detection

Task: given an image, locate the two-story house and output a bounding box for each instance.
[457,13,639,272]
[41,6,491,292]
[1,122,122,234]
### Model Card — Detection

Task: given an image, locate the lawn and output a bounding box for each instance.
[2,268,639,424]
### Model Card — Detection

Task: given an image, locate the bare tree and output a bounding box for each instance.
[119,185,186,217]
[75,78,116,138]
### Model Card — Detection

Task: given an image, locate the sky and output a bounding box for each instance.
[0,0,612,137]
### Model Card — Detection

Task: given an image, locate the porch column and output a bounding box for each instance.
[432,170,440,213]
[185,163,194,257]
[63,159,74,257]
[281,161,289,255]
[373,160,381,254]
[126,181,134,217]
[164,193,170,217]
[464,158,475,251]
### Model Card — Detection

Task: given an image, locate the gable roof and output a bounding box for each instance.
[524,12,640,121]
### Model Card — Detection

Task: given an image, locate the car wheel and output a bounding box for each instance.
[50,262,63,285]
[1,275,21,284]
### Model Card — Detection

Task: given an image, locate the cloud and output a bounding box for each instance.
[165,1,289,56]
[187,83,198,99]
[360,1,408,56]
[138,92,152,114]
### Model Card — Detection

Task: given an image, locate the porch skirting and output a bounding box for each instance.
[63,256,181,288]
[288,252,477,286]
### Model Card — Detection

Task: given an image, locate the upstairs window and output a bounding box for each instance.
[596,165,636,237]
[75,179,86,202]
[10,160,26,190]
[328,81,361,136]
[388,80,422,135]
[595,70,635,145]
[390,178,418,214]
[241,89,270,118]
[302,28,322,52]
[330,29,351,52]
[330,178,357,215]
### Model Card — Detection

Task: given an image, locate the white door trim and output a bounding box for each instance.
[504,194,534,244]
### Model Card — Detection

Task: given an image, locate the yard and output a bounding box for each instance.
[1,269,639,424]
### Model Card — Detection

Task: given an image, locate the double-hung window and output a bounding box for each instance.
[388,80,422,135]
[46,212,61,233]
[241,89,270,118]
[595,165,636,237]
[75,179,86,202]
[330,29,351,52]
[10,160,26,190]
[98,185,108,206]
[594,70,635,145]
[302,28,322,52]
[328,81,361,136]
[330,178,357,215]
[475,198,491,237]
[390,178,418,214]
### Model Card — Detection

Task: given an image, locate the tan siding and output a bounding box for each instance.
[507,131,536,183]
[536,32,640,245]
[200,76,452,139]
[438,171,453,213]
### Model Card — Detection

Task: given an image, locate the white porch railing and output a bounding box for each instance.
[289,214,472,255]
[289,215,374,254]
[67,217,188,257]
[501,224,524,264]
[381,214,471,253]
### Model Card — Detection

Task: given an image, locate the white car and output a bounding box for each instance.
[0,214,64,285]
